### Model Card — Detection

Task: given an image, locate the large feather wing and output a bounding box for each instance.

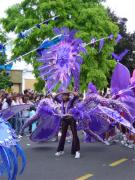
[71,99,110,135]
[0,104,31,120]
[115,86,135,118]
[30,99,61,142]
[119,49,129,61]
[112,49,129,61]
[98,106,135,133]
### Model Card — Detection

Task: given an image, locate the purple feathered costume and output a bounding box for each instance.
[21,28,135,145]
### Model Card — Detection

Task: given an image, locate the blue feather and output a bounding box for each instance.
[7,148,18,180]
[0,146,11,179]
[15,144,26,174]
[0,144,26,179]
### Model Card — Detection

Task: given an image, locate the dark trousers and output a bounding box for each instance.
[57,116,80,154]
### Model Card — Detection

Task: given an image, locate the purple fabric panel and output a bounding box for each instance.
[27,98,61,142]
[111,63,130,94]
[30,115,60,142]
[89,107,110,134]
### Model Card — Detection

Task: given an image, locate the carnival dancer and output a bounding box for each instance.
[54,92,80,158]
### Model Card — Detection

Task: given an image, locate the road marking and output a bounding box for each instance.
[76,173,94,180]
[109,158,128,167]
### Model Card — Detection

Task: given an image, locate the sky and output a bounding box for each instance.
[104,0,135,33]
[0,0,21,17]
[0,0,134,33]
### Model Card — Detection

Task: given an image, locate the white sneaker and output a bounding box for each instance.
[104,140,110,146]
[18,135,22,139]
[50,137,58,142]
[75,151,80,159]
[128,144,134,148]
[55,151,64,156]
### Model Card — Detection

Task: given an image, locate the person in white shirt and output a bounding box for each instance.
[2,97,12,110]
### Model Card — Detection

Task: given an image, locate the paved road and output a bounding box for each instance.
[2,136,135,180]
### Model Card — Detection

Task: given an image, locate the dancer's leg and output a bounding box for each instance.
[57,119,68,152]
[70,118,80,155]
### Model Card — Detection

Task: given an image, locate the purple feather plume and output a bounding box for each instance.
[99,38,105,52]
[108,34,114,40]
[112,49,129,62]
[38,27,86,92]
[90,38,96,46]
[87,82,97,93]
[116,33,122,43]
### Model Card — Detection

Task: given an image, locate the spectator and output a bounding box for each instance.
[0,89,44,135]
[29,106,37,133]
[2,96,12,110]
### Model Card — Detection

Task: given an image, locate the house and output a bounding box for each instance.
[10,60,36,93]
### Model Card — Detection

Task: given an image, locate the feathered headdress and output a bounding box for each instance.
[38,27,86,93]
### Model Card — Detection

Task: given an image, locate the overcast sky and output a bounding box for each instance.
[0,0,21,17]
[0,0,135,32]
[104,0,135,33]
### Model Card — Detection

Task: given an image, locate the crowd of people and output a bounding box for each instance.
[0,89,45,109]
[0,89,45,134]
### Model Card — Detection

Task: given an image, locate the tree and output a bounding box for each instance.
[0,30,11,90]
[0,71,12,90]
[1,0,118,92]
[108,9,135,73]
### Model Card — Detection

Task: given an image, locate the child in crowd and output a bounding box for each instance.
[29,106,37,133]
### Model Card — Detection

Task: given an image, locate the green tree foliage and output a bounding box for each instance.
[0,30,11,90]
[0,71,11,90]
[1,0,118,92]
[0,30,7,64]
[34,76,45,92]
[108,9,135,74]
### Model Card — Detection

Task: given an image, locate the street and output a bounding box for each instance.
[2,136,135,180]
